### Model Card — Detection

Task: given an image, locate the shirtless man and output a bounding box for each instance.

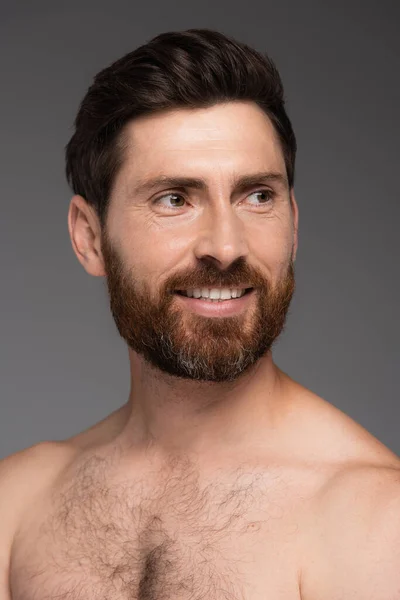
[1,28,399,599]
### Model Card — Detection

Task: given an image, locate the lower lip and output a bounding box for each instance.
[173,290,255,317]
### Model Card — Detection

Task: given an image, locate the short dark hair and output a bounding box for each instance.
[65,28,297,229]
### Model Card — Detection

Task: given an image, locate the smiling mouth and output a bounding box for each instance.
[174,288,254,297]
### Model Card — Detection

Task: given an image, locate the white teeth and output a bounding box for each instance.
[184,288,247,300]
[220,289,232,300]
[209,289,221,300]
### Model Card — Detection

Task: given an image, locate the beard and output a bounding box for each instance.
[100,230,295,383]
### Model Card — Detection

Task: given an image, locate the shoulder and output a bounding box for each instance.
[0,442,75,594]
[300,460,400,599]
[0,440,75,489]
[0,442,60,506]
[315,460,400,535]
[281,374,399,469]
[281,378,400,597]
[0,441,75,551]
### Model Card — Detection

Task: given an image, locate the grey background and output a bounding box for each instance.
[1,1,399,459]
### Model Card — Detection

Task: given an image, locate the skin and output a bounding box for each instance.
[1,101,399,599]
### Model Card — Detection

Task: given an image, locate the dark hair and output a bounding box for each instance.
[65,28,297,229]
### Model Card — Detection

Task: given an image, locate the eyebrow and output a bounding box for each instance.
[130,171,289,197]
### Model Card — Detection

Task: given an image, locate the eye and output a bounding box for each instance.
[246,189,274,207]
[153,193,186,210]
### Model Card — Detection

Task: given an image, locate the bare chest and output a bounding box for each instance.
[10,453,304,599]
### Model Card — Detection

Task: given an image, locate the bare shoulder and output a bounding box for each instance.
[298,459,400,599]
[289,379,400,600]
[295,380,400,521]
[316,459,400,524]
[282,375,399,463]
[0,439,75,500]
[0,441,75,595]
[0,441,75,547]
[0,439,73,486]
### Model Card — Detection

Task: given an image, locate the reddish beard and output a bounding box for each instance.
[100,230,295,382]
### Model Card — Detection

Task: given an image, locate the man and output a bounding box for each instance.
[1,28,399,599]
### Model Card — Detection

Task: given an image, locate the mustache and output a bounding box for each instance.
[166,258,264,291]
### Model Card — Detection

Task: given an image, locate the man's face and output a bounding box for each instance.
[101,102,297,382]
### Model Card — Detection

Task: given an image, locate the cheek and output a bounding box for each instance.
[249,218,294,266]
[117,225,181,291]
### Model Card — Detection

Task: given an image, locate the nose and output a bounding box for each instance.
[193,203,249,270]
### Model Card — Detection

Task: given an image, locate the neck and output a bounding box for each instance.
[116,350,291,460]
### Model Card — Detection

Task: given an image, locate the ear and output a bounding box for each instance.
[290,189,299,262]
[67,195,106,276]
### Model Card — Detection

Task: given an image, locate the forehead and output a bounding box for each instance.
[119,102,286,181]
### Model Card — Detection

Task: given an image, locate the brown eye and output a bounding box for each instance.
[154,193,186,209]
[247,190,273,206]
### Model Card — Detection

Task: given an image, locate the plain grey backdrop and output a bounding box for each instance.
[1,1,399,459]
